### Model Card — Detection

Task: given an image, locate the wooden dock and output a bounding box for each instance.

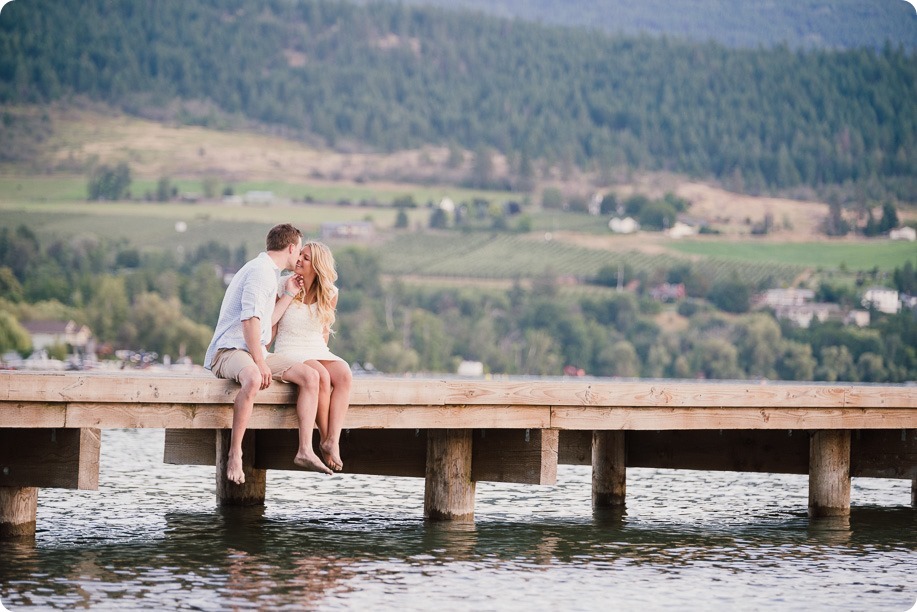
[0,371,914,536]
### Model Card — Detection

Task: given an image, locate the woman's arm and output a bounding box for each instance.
[272,274,302,326]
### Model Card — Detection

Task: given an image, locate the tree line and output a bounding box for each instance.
[1,226,913,382]
[1,0,914,203]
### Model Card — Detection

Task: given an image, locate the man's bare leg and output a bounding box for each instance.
[318,360,352,472]
[284,364,333,475]
[228,366,261,485]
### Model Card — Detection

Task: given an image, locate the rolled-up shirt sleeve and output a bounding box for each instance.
[239,283,264,322]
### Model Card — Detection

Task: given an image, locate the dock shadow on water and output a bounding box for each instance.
[0,429,915,610]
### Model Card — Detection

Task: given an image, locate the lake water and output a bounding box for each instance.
[1,429,915,611]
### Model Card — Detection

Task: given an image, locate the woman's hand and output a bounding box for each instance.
[284,274,303,297]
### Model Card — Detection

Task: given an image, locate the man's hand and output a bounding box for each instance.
[256,359,272,389]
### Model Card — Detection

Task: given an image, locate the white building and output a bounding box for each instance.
[609,217,639,234]
[667,221,697,239]
[22,320,92,351]
[889,226,916,241]
[861,287,900,314]
[320,221,375,241]
[774,303,840,328]
[456,360,484,377]
[757,288,815,309]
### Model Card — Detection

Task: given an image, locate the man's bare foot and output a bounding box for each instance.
[320,439,344,472]
[293,452,334,475]
[227,452,246,485]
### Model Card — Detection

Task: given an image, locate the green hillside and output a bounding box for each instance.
[384,0,917,50]
[1,0,914,203]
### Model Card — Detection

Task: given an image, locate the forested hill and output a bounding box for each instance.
[1,0,915,201]
[379,0,917,51]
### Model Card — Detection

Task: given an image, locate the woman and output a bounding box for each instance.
[273,241,353,472]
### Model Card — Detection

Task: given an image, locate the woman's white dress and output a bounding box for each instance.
[273,299,344,363]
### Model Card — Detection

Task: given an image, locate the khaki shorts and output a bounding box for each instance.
[211,348,301,383]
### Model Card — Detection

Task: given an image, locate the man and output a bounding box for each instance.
[205,223,332,484]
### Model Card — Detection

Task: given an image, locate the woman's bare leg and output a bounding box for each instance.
[303,360,331,440]
[318,360,352,472]
[282,363,331,475]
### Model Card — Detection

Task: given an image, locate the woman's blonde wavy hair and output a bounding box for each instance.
[296,241,338,332]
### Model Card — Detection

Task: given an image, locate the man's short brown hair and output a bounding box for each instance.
[266,224,303,252]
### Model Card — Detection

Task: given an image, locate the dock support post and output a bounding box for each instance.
[425,429,475,521]
[808,430,850,518]
[0,487,37,538]
[592,431,626,508]
[216,430,266,506]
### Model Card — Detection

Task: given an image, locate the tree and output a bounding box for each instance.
[0,311,31,354]
[470,146,494,189]
[394,208,409,229]
[429,208,449,229]
[156,176,172,202]
[856,352,886,382]
[733,313,782,378]
[87,162,131,201]
[596,340,640,377]
[0,267,24,302]
[878,202,899,233]
[823,201,850,236]
[776,340,816,381]
[690,337,743,379]
[707,278,752,313]
[520,329,562,376]
[85,275,130,342]
[541,187,563,210]
[816,345,857,382]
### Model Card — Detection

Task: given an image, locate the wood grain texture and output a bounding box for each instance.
[163,429,216,465]
[809,430,851,518]
[0,486,37,538]
[216,430,265,506]
[592,431,625,507]
[2,372,914,408]
[425,429,475,521]
[471,429,558,485]
[0,428,100,489]
[0,373,914,432]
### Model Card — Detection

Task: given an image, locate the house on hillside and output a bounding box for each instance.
[862,287,900,314]
[889,226,916,241]
[609,217,639,234]
[650,283,686,302]
[243,191,275,205]
[774,303,840,328]
[22,320,92,351]
[320,221,375,241]
[756,288,815,309]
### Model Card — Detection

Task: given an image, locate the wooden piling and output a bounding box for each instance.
[424,429,475,521]
[592,431,626,508]
[216,430,266,506]
[0,486,37,538]
[809,430,851,518]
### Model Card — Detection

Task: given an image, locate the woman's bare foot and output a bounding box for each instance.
[294,452,334,475]
[320,439,344,472]
[227,452,246,485]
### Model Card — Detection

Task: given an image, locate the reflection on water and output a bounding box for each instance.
[0,430,914,610]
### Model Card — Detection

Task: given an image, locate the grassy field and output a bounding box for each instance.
[665,239,916,272]
[3,198,903,284]
[1,106,912,284]
[0,174,517,207]
[379,232,805,284]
